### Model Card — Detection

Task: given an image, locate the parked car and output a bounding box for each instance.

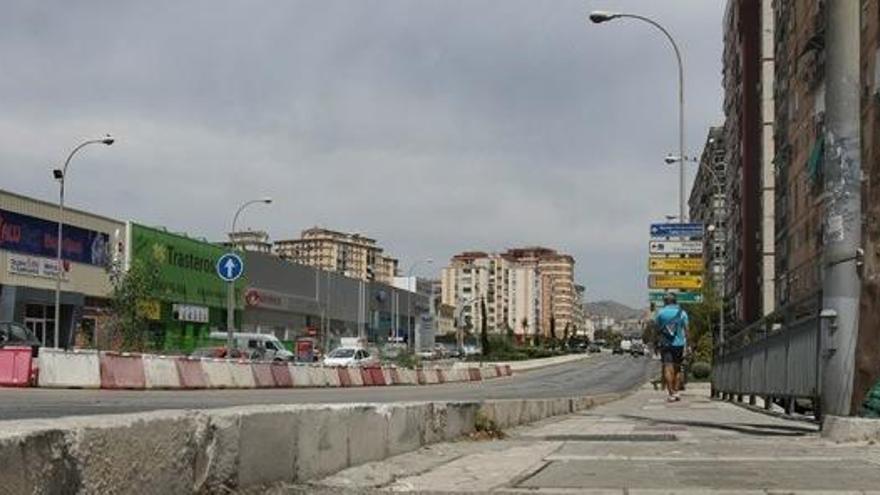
[587,343,603,354]
[416,349,436,360]
[612,346,625,355]
[432,343,449,359]
[462,345,482,357]
[0,321,40,352]
[208,332,294,361]
[630,343,646,357]
[322,347,377,367]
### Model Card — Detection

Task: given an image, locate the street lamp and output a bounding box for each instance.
[589,10,686,222]
[666,156,727,349]
[226,197,273,353]
[405,258,433,350]
[52,135,114,349]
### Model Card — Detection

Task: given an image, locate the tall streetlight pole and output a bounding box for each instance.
[226,197,272,353]
[666,154,727,349]
[589,11,686,222]
[52,135,114,349]
[405,258,433,350]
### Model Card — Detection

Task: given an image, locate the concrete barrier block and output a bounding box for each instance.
[323,367,341,387]
[233,408,299,487]
[381,368,393,386]
[229,361,256,388]
[360,367,374,386]
[398,368,417,385]
[0,427,78,493]
[435,368,446,384]
[251,362,275,388]
[442,402,478,440]
[306,366,327,387]
[386,404,426,456]
[270,363,293,387]
[0,346,33,387]
[38,349,100,389]
[99,352,146,390]
[336,367,352,387]
[291,365,312,387]
[422,368,438,385]
[296,405,353,480]
[176,358,209,389]
[202,359,236,388]
[192,409,239,492]
[348,367,364,387]
[71,411,200,493]
[347,405,390,466]
[388,368,402,385]
[144,355,182,389]
[822,415,880,443]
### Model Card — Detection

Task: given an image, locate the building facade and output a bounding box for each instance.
[274,227,398,284]
[224,230,272,253]
[772,0,826,308]
[689,127,728,294]
[0,189,124,349]
[722,0,775,326]
[440,246,576,341]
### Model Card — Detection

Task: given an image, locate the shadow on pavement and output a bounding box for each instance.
[619,414,818,437]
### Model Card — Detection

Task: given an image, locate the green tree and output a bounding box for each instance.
[108,258,159,352]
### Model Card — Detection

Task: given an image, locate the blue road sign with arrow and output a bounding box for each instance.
[216,252,244,282]
[650,222,704,238]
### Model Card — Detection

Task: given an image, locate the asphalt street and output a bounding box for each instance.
[0,354,657,420]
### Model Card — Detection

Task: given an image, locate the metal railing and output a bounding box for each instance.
[712,291,823,416]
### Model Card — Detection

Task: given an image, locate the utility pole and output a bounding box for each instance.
[821,0,862,417]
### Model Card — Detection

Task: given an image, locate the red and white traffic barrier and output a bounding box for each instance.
[0,346,33,387]
[143,355,181,389]
[37,348,101,389]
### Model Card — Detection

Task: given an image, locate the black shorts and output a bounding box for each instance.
[660,346,684,365]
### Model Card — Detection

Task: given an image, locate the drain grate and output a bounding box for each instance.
[535,433,678,442]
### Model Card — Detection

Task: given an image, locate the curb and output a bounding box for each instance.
[822,415,880,443]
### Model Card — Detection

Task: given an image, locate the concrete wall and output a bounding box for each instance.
[0,395,612,493]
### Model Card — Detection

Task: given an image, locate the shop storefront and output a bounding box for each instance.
[0,189,123,348]
[128,222,243,353]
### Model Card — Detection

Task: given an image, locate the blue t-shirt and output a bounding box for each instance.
[655,304,688,348]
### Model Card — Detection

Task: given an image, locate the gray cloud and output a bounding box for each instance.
[0,0,723,307]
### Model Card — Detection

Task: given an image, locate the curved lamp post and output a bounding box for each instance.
[226,197,272,352]
[589,10,686,223]
[52,135,114,349]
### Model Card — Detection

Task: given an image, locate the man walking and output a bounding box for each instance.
[655,293,688,401]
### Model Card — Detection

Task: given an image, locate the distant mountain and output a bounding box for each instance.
[584,300,645,320]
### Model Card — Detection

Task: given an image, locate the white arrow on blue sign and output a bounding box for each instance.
[650,222,704,238]
[216,252,244,282]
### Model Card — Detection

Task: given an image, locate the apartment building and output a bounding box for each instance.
[441,246,576,341]
[689,127,728,294]
[722,0,775,326]
[223,230,272,254]
[772,0,825,308]
[274,227,398,284]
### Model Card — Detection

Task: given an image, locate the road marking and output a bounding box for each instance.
[543,455,848,462]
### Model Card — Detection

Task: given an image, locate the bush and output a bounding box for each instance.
[690,361,712,380]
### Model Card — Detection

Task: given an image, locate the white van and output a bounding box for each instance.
[209,332,294,361]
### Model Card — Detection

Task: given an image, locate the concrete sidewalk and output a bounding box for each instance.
[279,383,880,494]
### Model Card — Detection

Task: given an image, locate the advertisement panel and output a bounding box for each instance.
[130,223,240,308]
[648,274,703,290]
[648,257,704,272]
[0,208,110,266]
[7,253,69,281]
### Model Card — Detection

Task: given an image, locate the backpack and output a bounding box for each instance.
[660,308,683,342]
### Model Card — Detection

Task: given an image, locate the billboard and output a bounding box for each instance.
[130,223,240,308]
[0,207,110,266]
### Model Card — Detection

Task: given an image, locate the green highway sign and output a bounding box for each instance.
[649,291,703,304]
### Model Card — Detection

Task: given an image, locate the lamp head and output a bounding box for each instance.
[52,169,63,180]
[261,197,273,204]
[589,11,619,23]
[101,134,115,146]
[664,154,679,165]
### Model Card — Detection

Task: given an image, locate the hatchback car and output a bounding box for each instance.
[0,321,40,350]
[322,347,376,367]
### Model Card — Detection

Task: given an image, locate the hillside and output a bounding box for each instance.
[584,300,645,320]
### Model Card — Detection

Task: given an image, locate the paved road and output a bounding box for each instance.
[294,383,880,494]
[0,354,655,420]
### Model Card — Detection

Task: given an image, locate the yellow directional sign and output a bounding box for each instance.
[649,257,704,273]
[648,274,703,290]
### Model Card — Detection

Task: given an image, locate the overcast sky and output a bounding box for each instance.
[1,0,724,307]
